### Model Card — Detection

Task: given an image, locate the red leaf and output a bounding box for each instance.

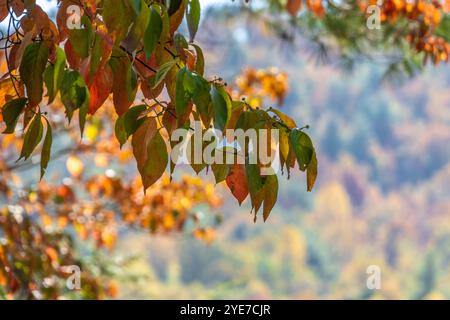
[82,64,113,115]
[226,163,249,205]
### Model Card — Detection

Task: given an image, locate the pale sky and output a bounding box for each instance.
[1,0,232,29]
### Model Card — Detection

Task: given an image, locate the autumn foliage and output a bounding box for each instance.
[0,0,449,300]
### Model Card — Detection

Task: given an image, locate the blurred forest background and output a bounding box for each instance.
[114,3,450,299]
[2,0,450,299]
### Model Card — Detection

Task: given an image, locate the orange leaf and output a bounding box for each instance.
[286,0,302,16]
[83,64,113,114]
[0,0,8,23]
[226,163,249,205]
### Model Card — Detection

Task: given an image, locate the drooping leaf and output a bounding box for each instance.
[19,113,43,160]
[262,174,278,221]
[186,0,200,42]
[212,161,230,184]
[132,117,168,191]
[226,163,249,205]
[40,117,53,179]
[169,0,186,34]
[86,65,113,114]
[211,84,231,131]
[19,42,49,107]
[43,46,66,104]
[306,150,318,191]
[126,0,150,51]
[2,97,28,134]
[59,70,90,135]
[286,0,302,16]
[175,67,191,124]
[246,163,264,195]
[115,104,148,147]
[103,0,135,44]
[144,5,163,59]
[290,129,315,171]
[109,52,138,116]
[88,31,113,81]
[191,44,204,75]
[190,73,211,127]
[0,0,8,22]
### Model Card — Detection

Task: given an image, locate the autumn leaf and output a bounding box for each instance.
[43,46,66,104]
[286,0,302,16]
[102,0,135,44]
[109,52,137,116]
[262,174,278,221]
[290,128,315,171]
[85,65,113,115]
[226,163,249,205]
[211,84,231,131]
[115,104,148,147]
[2,97,28,134]
[0,0,8,22]
[144,5,163,59]
[19,42,49,107]
[132,117,168,191]
[40,117,53,179]
[186,0,201,42]
[306,150,318,191]
[19,113,43,161]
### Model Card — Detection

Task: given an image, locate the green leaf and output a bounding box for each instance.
[191,44,204,75]
[144,6,163,59]
[115,104,148,147]
[60,70,90,136]
[67,24,92,59]
[43,46,66,104]
[127,0,150,51]
[211,84,231,131]
[19,113,43,160]
[174,33,189,55]
[2,98,28,134]
[211,162,230,184]
[103,0,135,44]
[19,42,49,107]
[191,74,211,127]
[115,116,127,148]
[246,163,264,195]
[186,0,200,42]
[290,129,314,171]
[153,59,178,89]
[175,67,191,123]
[40,117,53,180]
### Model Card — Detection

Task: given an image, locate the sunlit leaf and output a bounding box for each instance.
[40,117,53,179]
[43,46,66,104]
[186,0,201,42]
